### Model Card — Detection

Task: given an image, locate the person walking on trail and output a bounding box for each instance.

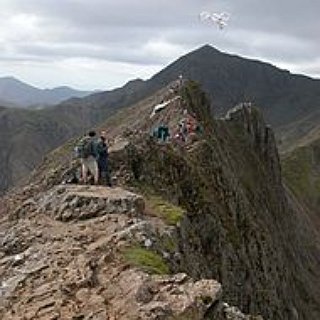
[96,134,111,186]
[77,131,99,185]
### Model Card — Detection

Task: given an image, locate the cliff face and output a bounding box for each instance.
[1,82,319,319]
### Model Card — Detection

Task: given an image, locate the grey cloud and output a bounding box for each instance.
[6,0,201,28]
[12,42,178,65]
[0,0,319,81]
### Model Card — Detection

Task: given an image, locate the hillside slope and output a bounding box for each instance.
[2,82,319,319]
[0,104,116,194]
[0,79,157,195]
[278,108,320,153]
[279,114,320,230]
[281,134,320,226]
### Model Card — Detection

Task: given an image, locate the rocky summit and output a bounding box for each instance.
[0,81,319,319]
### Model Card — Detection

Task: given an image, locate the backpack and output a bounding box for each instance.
[75,137,94,159]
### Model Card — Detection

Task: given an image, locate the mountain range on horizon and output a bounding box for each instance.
[1,44,320,195]
[0,76,93,108]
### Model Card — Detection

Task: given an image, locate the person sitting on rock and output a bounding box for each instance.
[76,131,99,185]
[96,133,111,187]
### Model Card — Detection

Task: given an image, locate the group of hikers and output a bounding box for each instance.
[152,114,201,144]
[175,110,201,143]
[152,110,201,144]
[75,130,111,186]
[151,75,202,144]
[71,75,200,186]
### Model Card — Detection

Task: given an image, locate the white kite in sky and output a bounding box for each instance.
[199,11,230,30]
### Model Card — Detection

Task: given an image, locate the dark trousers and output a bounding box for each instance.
[98,159,111,186]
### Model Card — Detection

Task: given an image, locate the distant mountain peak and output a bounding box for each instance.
[186,45,222,59]
[124,78,144,88]
[197,44,221,53]
[0,76,26,84]
[0,77,92,108]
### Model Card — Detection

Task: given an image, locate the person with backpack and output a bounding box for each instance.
[76,131,99,185]
[96,134,111,186]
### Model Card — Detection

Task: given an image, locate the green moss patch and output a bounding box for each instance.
[123,246,169,275]
[147,196,185,225]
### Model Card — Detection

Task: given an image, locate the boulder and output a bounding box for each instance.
[37,184,145,221]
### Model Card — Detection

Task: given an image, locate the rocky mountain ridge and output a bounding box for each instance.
[2,45,320,195]
[1,81,319,319]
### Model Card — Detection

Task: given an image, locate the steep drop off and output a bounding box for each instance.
[1,82,319,319]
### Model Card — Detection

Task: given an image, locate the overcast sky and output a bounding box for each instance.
[0,0,319,90]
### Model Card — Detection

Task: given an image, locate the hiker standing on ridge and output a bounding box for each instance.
[96,131,111,186]
[77,131,99,185]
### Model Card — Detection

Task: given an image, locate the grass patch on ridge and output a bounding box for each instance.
[123,246,169,275]
[147,196,185,225]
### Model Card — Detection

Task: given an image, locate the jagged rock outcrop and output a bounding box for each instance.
[132,273,221,319]
[35,185,145,221]
[224,102,281,182]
